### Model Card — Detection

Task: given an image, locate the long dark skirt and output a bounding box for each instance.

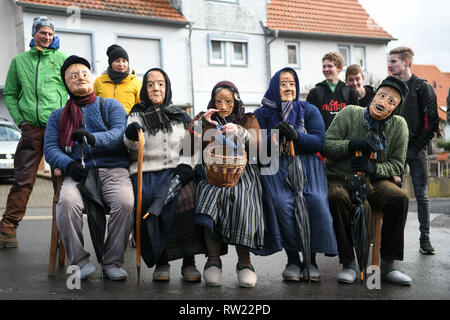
[258,154,338,256]
[131,169,206,268]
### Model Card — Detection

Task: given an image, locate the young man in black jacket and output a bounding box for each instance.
[307,52,358,129]
[389,46,439,255]
[345,64,375,108]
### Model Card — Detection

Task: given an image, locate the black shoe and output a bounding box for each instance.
[420,239,436,255]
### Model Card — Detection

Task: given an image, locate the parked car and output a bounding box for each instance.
[0,118,20,179]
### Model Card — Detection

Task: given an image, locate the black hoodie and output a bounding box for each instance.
[306,80,358,129]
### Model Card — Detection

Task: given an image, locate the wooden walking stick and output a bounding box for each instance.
[136,129,144,283]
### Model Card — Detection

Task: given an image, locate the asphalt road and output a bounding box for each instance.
[0,177,449,306]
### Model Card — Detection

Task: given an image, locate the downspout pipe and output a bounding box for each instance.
[260,21,278,86]
[187,22,195,117]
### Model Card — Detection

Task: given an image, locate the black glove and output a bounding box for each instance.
[348,138,377,157]
[274,121,299,142]
[351,155,377,175]
[125,122,145,141]
[66,161,89,182]
[71,129,95,146]
[174,164,194,187]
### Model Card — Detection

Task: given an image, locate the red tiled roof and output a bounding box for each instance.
[412,64,450,108]
[17,0,186,22]
[267,0,393,40]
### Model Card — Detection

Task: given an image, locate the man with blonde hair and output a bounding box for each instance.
[307,52,358,129]
[388,46,438,255]
[345,64,375,108]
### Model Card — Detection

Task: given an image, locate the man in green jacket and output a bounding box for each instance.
[0,16,68,248]
[322,76,412,286]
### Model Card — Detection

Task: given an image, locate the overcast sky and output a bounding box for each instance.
[359,0,450,72]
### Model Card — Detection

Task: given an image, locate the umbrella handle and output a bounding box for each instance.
[272,131,279,146]
[272,132,295,156]
[355,151,375,176]
[136,129,144,270]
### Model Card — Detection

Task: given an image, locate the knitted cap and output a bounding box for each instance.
[32,16,55,36]
[378,75,409,107]
[106,44,129,66]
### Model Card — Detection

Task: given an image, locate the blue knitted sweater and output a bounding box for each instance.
[44,97,130,172]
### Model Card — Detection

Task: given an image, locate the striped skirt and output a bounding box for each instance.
[195,164,264,250]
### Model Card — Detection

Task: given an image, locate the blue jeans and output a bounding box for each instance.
[406,149,430,240]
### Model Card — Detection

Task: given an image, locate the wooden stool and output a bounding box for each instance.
[372,210,383,266]
[48,168,65,277]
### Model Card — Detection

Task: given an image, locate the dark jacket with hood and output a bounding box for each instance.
[393,74,438,156]
[306,80,358,129]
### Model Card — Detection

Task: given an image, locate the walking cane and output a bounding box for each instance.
[136,129,144,283]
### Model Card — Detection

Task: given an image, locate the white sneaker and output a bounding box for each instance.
[282,264,301,281]
[236,265,257,288]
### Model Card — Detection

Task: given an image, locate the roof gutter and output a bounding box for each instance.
[16,2,188,27]
[270,28,395,44]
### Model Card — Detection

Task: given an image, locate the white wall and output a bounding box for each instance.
[0,1,19,86]
[21,12,192,106]
[181,0,268,114]
[270,37,389,97]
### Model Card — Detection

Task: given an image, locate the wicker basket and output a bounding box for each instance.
[203,136,247,188]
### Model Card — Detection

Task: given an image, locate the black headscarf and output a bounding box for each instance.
[129,68,190,135]
[206,80,249,127]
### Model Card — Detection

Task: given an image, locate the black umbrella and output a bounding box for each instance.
[285,140,311,283]
[76,167,107,266]
[349,151,372,284]
[142,173,179,219]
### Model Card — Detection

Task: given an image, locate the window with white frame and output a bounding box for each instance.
[353,46,366,69]
[230,41,247,66]
[286,41,300,68]
[208,36,248,67]
[56,30,94,71]
[116,36,161,76]
[210,40,226,65]
[338,45,350,68]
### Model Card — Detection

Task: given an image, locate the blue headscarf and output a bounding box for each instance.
[261,67,306,132]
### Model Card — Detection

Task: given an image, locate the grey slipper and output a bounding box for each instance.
[182,265,201,282]
[382,270,412,286]
[153,264,170,281]
[79,263,96,280]
[337,269,356,284]
[103,267,128,281]
[282,264,301,281]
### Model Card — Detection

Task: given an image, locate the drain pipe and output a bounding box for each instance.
[187,22,195,117]
[260,21,278,86]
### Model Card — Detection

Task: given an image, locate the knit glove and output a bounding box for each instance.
[71,129,95,146]
[351,155,377,175]
[348,138,377,157]
[125,122,146,141]
[174,164,194,187]
[66,161,89,182]
[274,121,299,142]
